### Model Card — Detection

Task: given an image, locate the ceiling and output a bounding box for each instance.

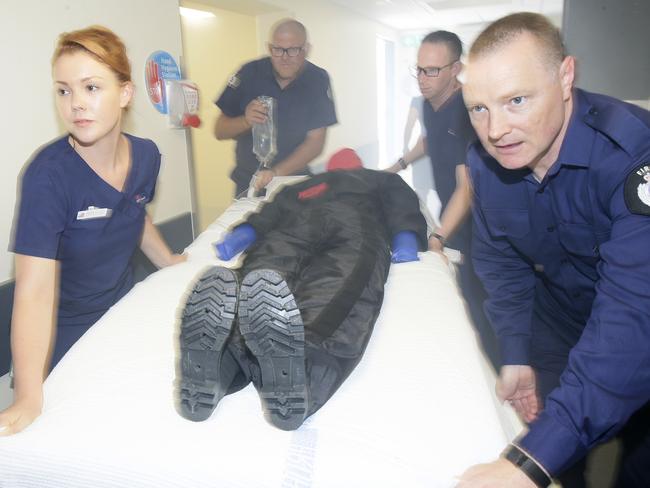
[183,0,563,32]
[183,0,283,16]
[327,0,563,31]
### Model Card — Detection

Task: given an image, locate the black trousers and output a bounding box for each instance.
[531,303,650,487]
[224,205,391,417]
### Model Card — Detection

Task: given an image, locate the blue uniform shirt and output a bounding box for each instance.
[422,90,476,252]
[216,57,338,189]
[468,89,650,475]
[13,134,160,333]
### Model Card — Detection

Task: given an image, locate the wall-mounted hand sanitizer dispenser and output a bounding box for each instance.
[165,79,201,129]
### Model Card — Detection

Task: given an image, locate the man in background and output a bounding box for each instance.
[214,19,337,196]
[388,31,498,369]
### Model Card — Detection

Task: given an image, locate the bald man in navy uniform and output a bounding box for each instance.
[214,19,337,196]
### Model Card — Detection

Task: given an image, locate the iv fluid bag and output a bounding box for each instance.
[252,96,277,166]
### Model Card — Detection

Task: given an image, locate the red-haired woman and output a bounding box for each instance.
[0,26,185,435]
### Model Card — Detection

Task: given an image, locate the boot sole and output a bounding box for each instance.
[239,269,308,430]
[179,266,238,421]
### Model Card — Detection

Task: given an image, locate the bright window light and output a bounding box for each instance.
[179,7,216,19]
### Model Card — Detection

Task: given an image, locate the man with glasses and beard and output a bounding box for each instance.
[214,19,337,196]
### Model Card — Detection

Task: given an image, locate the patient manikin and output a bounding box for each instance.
[176,149,428,430]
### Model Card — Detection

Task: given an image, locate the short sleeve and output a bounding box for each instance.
[12,163,68,259]
[412,96,426,133]
[378,173,428,249]
[144,139,162,203]
[304,70,337,132]
[458,117,477,155]
[455,102,476,162]
[215,67,247,118]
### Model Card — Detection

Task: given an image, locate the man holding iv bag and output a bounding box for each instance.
[214,19,338,196]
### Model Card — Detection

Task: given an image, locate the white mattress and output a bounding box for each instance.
[0,192,522,488]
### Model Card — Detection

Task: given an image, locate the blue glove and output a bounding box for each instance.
[391,231,419,263]
[215,224,257,260]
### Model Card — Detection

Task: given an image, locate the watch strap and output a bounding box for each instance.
[431,232,446,245]
[503,444,552,488]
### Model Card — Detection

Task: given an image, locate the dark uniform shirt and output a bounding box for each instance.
[216,57,338,190]
[13,134,160,329]
[468,89,650,475]
[422,89,476,252]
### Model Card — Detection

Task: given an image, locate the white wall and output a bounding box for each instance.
[0,0,193,283]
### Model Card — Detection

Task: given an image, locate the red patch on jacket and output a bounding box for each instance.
[298,182,329,200]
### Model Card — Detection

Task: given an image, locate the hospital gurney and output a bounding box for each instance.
[0,178,522,488]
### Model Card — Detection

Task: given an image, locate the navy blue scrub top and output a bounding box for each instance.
[468,89,650,475]
[422,89,476,252]
[216,57,338,189]
[12,134,160,330]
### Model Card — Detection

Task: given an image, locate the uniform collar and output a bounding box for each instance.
[263,56,311,90]
[554,89,597,170]
[428,86,462,113]
[522,90,595,185]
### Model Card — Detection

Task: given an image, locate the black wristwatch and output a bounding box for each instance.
[431,232,446,246]
[398,157,408,169]
[503,444,552,488]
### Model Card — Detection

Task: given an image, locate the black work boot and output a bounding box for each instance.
[178,266,238,421]
[239,269,308,431]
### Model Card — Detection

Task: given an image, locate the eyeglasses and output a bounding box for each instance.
[410,60,458,78]
[269,45,305,57]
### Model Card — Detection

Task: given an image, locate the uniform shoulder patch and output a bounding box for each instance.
[624,163,650,215]
[227,73,241,89]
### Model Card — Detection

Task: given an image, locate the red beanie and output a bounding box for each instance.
[326,148,363,171]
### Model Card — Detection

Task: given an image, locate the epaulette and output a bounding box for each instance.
[583,97,650,160]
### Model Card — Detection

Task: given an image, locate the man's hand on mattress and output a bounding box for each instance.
[0,397,43,436]
[428,233,447,263]
[428,234,444,253]
[496,365,540,423]
[253,168,276,191]
[384,161,402,173]
[427,235,448,264]
[456,458,536,487]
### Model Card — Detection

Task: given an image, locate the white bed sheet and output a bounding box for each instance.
[0,194,522,488]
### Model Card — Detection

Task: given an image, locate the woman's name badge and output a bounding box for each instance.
[77,206,113,220]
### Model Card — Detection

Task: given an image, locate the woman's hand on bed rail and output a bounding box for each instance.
[0,396,43,436]
[496,365,540,423]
